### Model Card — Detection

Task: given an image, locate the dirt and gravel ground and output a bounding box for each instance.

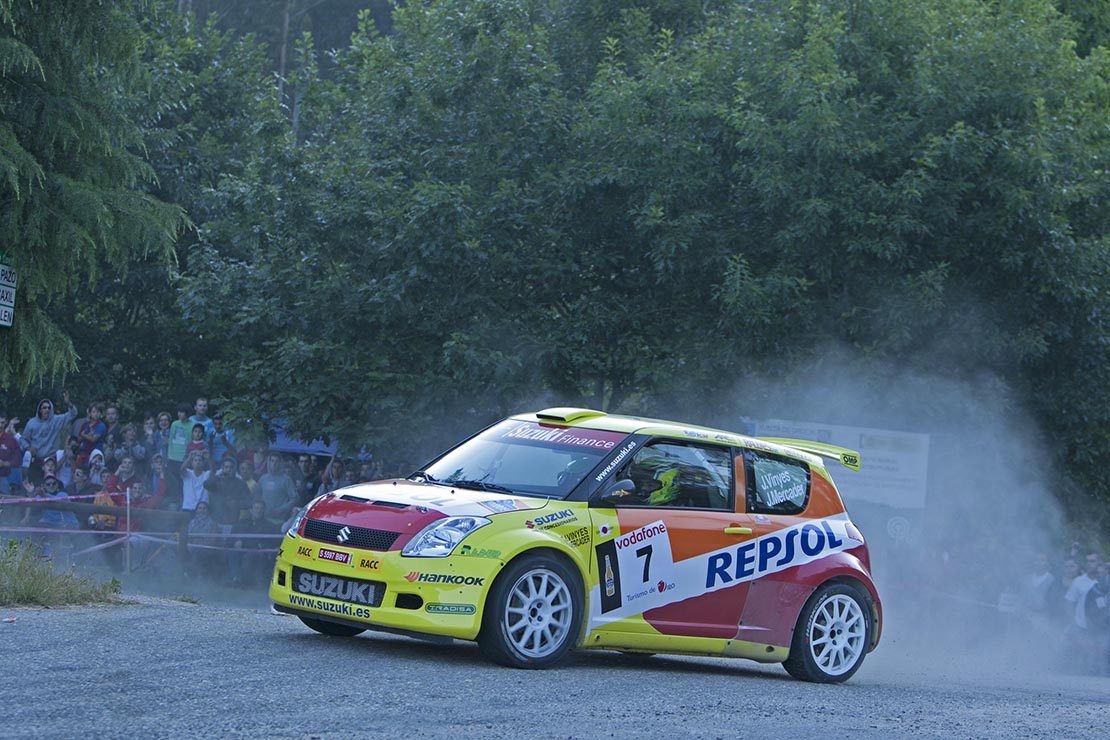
[1,584,1106,740]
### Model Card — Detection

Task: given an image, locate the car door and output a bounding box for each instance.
[735,446,818,647]
[588,439,760,640]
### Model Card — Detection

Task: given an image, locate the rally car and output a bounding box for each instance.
[270,408,882,682]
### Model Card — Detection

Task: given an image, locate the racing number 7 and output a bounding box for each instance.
[636,544,653,583]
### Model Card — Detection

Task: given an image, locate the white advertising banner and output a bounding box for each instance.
[751,418,929,509]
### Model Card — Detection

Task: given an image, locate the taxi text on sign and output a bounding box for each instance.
[0,254,16,328]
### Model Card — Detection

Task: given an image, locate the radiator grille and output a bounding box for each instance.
[303,519,400,551]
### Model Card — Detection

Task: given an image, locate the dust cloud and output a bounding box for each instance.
[55,357,1088,680]
[717,349,1077,680]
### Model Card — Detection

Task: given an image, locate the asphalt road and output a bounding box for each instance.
[2,589,1106,740]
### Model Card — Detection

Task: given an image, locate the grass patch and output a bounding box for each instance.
[169,594,200,605]
[0,540,122,607]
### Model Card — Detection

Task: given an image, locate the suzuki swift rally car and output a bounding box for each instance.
[271,408,882,682]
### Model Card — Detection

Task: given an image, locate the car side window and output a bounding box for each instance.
[745,449,810,515]
[614,442,733,510]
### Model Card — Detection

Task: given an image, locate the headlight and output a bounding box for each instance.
[286,495,325,538]
[402,516,491,558]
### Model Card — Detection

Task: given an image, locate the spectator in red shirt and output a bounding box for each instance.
[106,455,139,496]
[0,410,22,495]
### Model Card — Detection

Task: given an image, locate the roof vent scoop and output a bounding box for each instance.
[535,407,608,423]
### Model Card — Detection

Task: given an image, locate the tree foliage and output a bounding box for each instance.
[0,0,184,390]
[2,0,1109,523]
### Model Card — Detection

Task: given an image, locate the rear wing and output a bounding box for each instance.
[757,438,861,471]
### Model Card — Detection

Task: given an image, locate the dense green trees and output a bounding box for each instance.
[1,1,1108,522]
[0,0,184,390]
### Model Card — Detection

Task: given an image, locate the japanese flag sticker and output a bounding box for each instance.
[598,524,612,538]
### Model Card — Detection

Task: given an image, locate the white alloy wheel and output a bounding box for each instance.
[503,568,574,659]
[783,582,872,683]
[807,593,867,676]
[479,553,583,668]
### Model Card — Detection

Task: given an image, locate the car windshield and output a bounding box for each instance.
[416,420,630,499]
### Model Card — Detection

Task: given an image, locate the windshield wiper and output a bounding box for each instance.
[448,479,515,495]
[408,471,440,484]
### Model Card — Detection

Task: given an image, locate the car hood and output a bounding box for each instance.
[303,479,552,536]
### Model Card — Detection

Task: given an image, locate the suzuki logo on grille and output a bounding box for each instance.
[336,526,352,544]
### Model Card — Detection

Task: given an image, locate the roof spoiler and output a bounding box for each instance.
[757,438,861,471]
[535,407,608,423]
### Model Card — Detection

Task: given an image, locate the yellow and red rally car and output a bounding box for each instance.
[270,408,882,682]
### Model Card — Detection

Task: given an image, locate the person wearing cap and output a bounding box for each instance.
[36,475,79,529]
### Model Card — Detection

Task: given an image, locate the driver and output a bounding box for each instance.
[622,460,681,506]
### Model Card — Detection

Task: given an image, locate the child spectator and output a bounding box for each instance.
[89,483,117,531]
[88,449,108,487]
[180,452,211,513]
[75,403,106,466]
[185,423,208,462]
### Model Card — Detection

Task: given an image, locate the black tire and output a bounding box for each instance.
[783,582,872,683]
[298,615,367,638]
[478,552,584,669]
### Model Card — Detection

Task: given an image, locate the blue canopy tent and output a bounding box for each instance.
[267,422,338,457]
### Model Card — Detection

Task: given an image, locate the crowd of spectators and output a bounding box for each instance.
[1015,545,1110,676]
[919,539,1110,677]
[0,394,396,585]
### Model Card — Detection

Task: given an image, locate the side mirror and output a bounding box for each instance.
[592,478,636,507]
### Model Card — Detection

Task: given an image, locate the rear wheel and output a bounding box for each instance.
[479,552,583,669]
[298,615,366,638]
[783,582,871,683]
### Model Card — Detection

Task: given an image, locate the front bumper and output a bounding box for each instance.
[269,534,501,641]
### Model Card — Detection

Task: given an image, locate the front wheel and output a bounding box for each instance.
[783,582,871,683]
[479,553,583,669]
[298,615,366,638]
